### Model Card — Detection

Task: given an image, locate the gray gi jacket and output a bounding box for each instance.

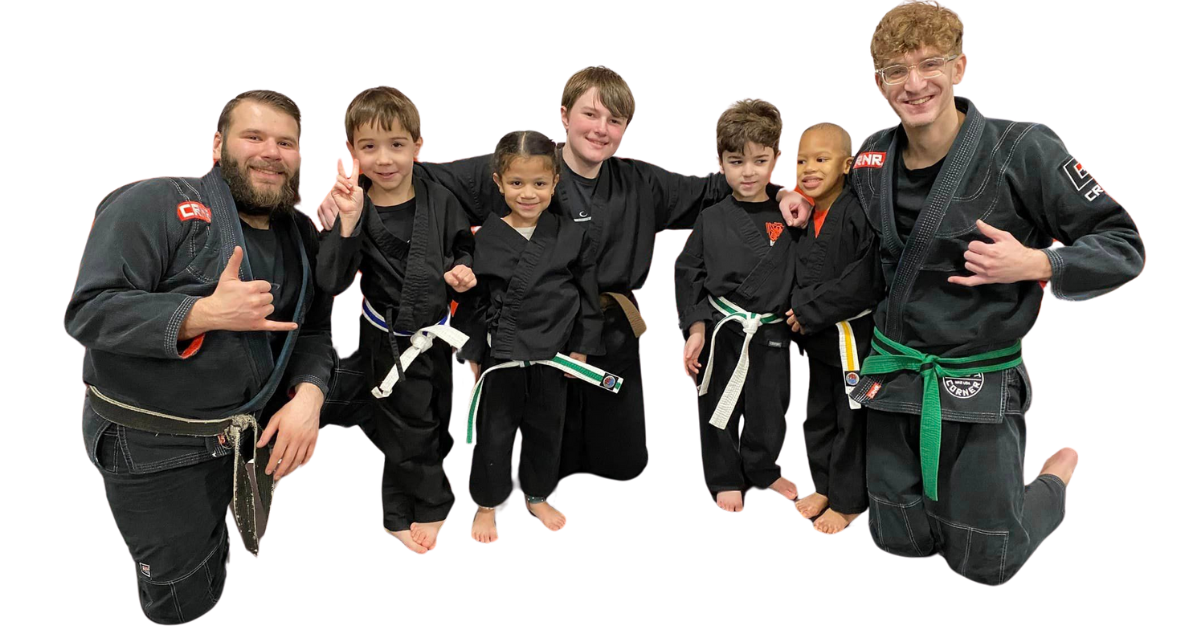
[848,98,1144,422]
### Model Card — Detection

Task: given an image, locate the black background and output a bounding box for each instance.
[65,8,1152,619]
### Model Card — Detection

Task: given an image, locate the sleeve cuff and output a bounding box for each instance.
[287,374,330,397]
[166,295,202,359]
[1042,247,1073,301]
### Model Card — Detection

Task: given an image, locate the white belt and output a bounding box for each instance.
[835,309,872,410]
[697,296,784,430]
[466,353,622,444]
[362,299,469,398]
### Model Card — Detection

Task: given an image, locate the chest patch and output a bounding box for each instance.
[942,373,984,399]
[765,221,784,243]
[1060,157,1106,202]
[854,152,886,169]
[176,201,212,223]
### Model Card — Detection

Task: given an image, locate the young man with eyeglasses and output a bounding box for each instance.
[783,1,1144,584]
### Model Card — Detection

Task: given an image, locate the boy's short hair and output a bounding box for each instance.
[871,1,963,69]
[218,90,301,138]
[561,66,636,123]
[803,123,853,156]
[344,86,421,144]
[716,99,782,158]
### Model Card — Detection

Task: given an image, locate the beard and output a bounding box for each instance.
[220,146,300,219]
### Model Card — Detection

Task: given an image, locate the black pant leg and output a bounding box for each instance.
[517,365,569,498]
[740,341,790,489]
[803,358,839,497]
[696,326,747,496]
[559,306,647,481]
[469,366,524,508]
[865,409,937,558]
[825,363,868,514]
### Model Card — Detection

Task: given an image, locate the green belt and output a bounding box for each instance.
[860,328,1023,501]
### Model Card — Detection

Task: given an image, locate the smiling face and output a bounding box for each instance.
[493,155,559,228]
[720,141,778,203]
[796,127,853,209]
[876,46,966,132]
[349,118,422,205]
[560,87,627,170]
[213,100,301,215]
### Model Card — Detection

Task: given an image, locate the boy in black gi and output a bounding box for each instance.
[783,2,1144,583]
[675,100,799,512]
[459,130,606,542]
[787,123,885,533]
[320,87,475,555]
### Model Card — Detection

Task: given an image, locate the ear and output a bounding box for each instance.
[414,137,424,159]
[345,140,354,155]
[551,173,560,193]
[842,156,854,175]
[560,105,570,130]
[951,54,967,85]
[492,172,503,193]
[212,132,223,163]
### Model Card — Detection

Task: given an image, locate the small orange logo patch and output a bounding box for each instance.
[177,201,212,223]
[765,222,784,243]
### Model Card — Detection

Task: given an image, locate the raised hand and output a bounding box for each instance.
[331,158,364,237]
[180,247,299,339]
[948,219,1052,287]
[444,265,477,292]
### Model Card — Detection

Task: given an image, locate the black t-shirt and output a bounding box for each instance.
[241,217,300,359]
[893,153,945,245]
[374,197,416,280]
[733,197,787,246]
[563,165,598,217]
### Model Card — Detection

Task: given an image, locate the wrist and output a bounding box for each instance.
[293,382,324,404]
[338,214,359,238]
[1027,248,1052,282]
[179,297,212,340]
[688,321,706,337]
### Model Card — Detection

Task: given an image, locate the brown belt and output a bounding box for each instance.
[600,292,647,338]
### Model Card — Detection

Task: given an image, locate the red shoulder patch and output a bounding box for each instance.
[176,201,212,223]
[854,152,886,169]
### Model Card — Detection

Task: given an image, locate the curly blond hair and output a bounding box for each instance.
[870,1,963,69]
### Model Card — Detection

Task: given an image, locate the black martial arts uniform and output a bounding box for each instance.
[790,186,885,515]
[848,98,1144,584]
[416,153,763,481]
[675,197,798,498]
[317,174,473,533]
[66,165,333,623]
[458,210,603,506]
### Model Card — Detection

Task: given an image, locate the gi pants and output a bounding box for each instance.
[696,324,789,497]
[866,409,1066,585]
[560,303,646,481]
[470,360,568,507]
[803,357,868,514]
[343,320,455,532]
[83,401,231,625]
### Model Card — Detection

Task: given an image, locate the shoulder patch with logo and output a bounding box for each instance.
[854,152,886,169]
[176,201,212,223]
[1060,157,1106,202]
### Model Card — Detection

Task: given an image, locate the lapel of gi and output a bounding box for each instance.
[732,200,791,303]
[200,165,275,388]
[397,177,432,328]
[880,98,984,339]
[489,212,555,356]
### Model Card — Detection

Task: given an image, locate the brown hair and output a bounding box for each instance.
[344,86,421,144]
[561,66,635,123]
[491,130,559,179]
[716,99,782,158]
[871,1,963,69]
[217,90,301,138]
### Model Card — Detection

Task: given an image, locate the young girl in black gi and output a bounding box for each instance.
[459,131,611,543]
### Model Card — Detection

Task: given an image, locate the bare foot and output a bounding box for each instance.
[472,507,498,543]
[794,492,829,519]
[1040,447,1079,486]
[410,520,445,550]
[527,501,567,531]
[715,490,743,512]
[769,477,799,501]
[387,528,428,554]
[814,509,860,534]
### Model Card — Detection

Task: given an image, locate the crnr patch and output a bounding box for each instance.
[1060,157,1106,202]
[943,374,984,399]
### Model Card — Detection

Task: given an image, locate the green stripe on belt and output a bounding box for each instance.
[860,328,1023,501]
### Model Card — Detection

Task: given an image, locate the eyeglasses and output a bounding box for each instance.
[876,55,959,85]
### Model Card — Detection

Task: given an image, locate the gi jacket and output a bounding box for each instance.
[849,98,1144,421]
[791,187,886,366]
[416,150,731,294]
[459,210,603,363]
[317,173,473,331]
[65,165,333,419]
[675,196,800,349]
